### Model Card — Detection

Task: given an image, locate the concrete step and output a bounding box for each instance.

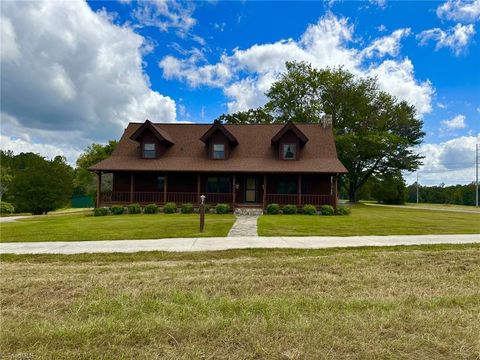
[234,208,264,216]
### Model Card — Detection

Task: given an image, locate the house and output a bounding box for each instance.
[89,119,347,210]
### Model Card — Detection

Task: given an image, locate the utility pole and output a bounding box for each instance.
[476,143,478,207]
[416,172,419,204]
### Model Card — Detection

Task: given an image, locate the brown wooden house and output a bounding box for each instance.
[89,120,347,209]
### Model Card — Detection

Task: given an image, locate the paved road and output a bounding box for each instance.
[1,234,478,254]
[364,203,480,214]
[0,216,31,223]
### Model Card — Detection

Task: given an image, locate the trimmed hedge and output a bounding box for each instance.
[302,204,317,215]
[282,204,297,215]
[163,202,177,214]
[335,205,351,215]
[127,203,142,214]
[93,207,109,216]
[0,201,15,214]
[266,203,280,215]
[181,203,194,214]
[144,204,159,214]
[320,205,335,216]
[110,205,124,215]
[215,203,230,214]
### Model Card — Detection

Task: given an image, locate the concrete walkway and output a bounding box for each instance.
[0,216,31,223]
[1,234,478,254]
[227,215,259,237]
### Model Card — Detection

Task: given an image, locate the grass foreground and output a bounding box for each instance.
[258,204,480,236]
[1,244,479,359]
[0,213,235,242]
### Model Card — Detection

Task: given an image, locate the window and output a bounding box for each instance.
[213,143,225,159]
[206,177,230,193]
[143,143,156,158]
[282,144,296,160]
[157,176,165,191]
[276,177,297,194]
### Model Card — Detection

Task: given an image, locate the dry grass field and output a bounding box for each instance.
[1,244,479,359]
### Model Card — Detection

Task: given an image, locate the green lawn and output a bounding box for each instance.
[0,213,235,242]
[1,245,479,359]
[258,204,480,236]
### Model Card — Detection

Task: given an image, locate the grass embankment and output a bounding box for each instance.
[0,213,235,242]
[258,204,480,236]
[1,245,479,359]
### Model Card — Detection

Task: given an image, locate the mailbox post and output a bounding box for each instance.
[199,194,206,233]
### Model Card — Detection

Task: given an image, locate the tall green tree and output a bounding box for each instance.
[8,153,73,214]
[216,62,425,202]
[74,141,117,196]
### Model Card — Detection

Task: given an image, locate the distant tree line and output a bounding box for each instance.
[406,183,477,206]
[0,141,116,215]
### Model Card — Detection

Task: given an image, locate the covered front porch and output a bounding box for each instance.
[96,171,338,209]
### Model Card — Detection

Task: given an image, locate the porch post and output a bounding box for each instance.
[197,174,201,205]
[96,171,102,208]
[232,174,236,206]
[334,174,338,209]
[297,174,302,207]
[263,174,267,208]
[164,173,168,204]
[130,172,134,203]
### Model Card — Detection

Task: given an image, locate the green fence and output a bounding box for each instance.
[71,195,94,208]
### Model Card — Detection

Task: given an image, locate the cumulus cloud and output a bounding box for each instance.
[417,23,476,55]
[361,28,411,58]
[159,13,433,116]
[436,0,480,22]
[404,134,479,185]
[441,114,467,129]
[0,0,177,163]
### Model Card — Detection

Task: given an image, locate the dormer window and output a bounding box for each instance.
[143,143,156,158]
[213,143,225,159]
[282,144,296,160]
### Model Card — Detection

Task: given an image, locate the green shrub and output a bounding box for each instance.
[144,204,159,214]
[266,203,280,215]
[0,201,15,214]
[302,204,317,215]
[282,204,297,214]
[127,203,142,214]
[215,203,230,214]
[335,205,351,215]
[320,205,335,216]
[110,205,124,215]
[163,202,177,214]
[181,203,194,214]
[93,207,109,216]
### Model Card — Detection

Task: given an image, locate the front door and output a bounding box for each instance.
[245,177,256,202]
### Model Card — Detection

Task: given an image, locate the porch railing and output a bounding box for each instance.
[265,194,336,207]
[101,191,233,205]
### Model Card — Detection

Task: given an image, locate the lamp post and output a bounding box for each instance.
[199,194,206,232]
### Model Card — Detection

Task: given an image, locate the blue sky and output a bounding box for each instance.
[1,0,479,185]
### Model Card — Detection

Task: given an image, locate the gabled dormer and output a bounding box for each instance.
[271,122,308,160]
[130,120,174,159]
[200,121,238,160]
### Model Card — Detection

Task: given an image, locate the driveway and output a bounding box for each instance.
[0,234,478,254]
[0,216,31,223]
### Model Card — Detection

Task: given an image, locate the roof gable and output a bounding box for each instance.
[130,119,174,145]
[271,122,309,146]
[200,121,238,146]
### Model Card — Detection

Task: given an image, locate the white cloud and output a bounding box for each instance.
[437,0,480,22]
[362,28,411,58]
[131,0,196,37]
[437,102,447,108]
[417,23,476,56]
[377,24,387,32]
[441,114,467,129]
[0,1,177,164]
[404,134,479,185]
[370,0,387,9]
[159,13,433,116]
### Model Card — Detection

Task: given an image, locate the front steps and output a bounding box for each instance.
[234,207,264,216]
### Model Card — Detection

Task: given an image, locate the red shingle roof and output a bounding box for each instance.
[89,122,347,173]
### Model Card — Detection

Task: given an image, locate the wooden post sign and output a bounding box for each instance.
[199,194,206,233]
